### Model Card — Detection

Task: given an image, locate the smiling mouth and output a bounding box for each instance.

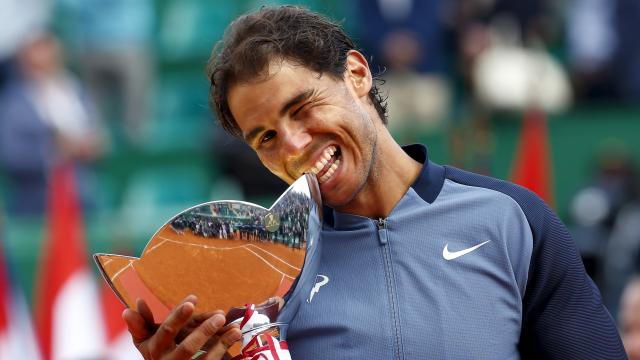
[309,145,341,184]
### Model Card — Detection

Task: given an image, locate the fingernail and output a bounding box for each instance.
[231,329,243,342]
[181,302,194,316]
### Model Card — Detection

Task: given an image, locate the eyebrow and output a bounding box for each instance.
[244,125,266,145]
[244,88,315,144]
[279,88,315,117]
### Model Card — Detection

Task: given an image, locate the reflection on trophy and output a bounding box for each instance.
[94,173,322,358]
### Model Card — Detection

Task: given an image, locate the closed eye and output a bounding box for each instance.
[291,103,307,117]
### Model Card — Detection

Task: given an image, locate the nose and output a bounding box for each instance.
[280,122,312,156]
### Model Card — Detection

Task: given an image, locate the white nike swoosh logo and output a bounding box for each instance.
[307,275,329,303]
[442,241,491,260]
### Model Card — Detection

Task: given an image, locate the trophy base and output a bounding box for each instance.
[232,334,291,360]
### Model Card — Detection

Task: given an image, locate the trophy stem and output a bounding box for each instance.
[231,304,292,360]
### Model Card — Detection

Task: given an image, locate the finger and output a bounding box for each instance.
[258,296,283,308]
[138,295,198,331]
[176,307,221,343]
[173,313,229,359]
[204,326,242,360]
[216,322,240,336]
[273,296,285,311]
[191,309,223,325]
[136,298,155,327]
[183,294,198,304]
[122,308,152,345]
[188,316,239,351]
[149,301,196,355]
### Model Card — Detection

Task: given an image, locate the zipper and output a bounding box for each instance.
[375,217,404,359]
[377,217,388,245]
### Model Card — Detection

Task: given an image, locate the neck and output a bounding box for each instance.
[333,126,422,219]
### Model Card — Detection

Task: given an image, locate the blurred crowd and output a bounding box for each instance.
[569,148,640,325]
[1,0,640,357]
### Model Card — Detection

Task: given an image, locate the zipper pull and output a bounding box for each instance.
[376,218,388,245]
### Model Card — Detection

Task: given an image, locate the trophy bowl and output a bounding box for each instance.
[94,173,322,357]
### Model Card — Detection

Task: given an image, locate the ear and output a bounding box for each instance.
[344,50,372,99]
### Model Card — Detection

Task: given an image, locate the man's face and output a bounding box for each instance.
[227,56,378,209]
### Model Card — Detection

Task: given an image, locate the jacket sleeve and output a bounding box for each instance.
[517,193,626,359]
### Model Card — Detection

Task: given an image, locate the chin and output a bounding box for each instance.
[320,190,355,210]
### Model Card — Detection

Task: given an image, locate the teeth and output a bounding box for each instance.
[309,147,334,174]
[319,159,340,183]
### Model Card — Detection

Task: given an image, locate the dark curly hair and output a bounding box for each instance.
[206,6,387,138]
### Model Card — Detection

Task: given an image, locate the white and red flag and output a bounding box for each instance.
[34,163,106,359]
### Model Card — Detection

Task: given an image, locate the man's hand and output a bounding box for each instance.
[123,295,242,360]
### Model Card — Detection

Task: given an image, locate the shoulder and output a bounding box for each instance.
[442,165,549,233]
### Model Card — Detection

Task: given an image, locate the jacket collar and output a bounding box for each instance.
[323,144,445,229]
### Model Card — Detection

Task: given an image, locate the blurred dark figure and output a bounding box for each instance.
[566,0,640,104]
[0,33,104,216]
[571,149,637,229]
[620,277,640,359]
[566,0,618,100]
[614,0,640,104]
[604,197,640,317]
[0,60,13,93]
[210,131,287,202]
[357,0,448,74]
[356,0,451,140]
[569,148,639,315]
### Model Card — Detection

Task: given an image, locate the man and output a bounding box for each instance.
[0,32,104,216]
[124,6,626,359]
